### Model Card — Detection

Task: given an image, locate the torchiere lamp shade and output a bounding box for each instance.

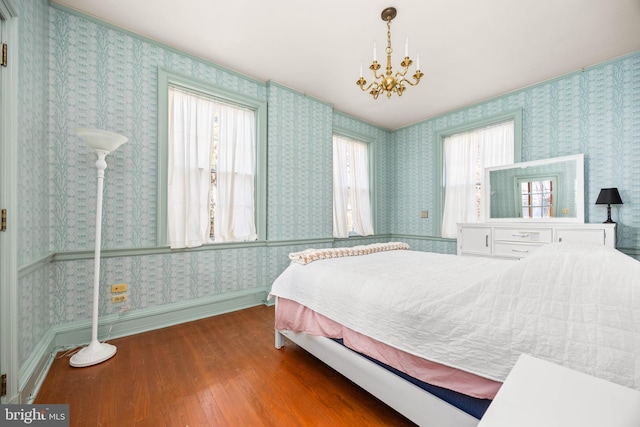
[595,188,623,223]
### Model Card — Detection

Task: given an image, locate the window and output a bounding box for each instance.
[517,176,556,219]
[441,120,515,238]
[158,70,266,249]
[333,134,374,237]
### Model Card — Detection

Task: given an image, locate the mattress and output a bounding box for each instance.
[275,297,501,400]
[270,243,640,392]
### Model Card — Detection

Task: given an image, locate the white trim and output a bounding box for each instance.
[0,2,19,404]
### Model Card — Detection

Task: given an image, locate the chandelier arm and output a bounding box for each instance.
[371,64,385,80]
[358,80,380,94]
[394,66,410,79]
[398,74,423,87]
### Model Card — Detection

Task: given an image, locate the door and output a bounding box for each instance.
[458,225,492,256]
[0,12,6,404]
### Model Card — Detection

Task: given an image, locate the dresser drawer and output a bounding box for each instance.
[494,228,553,243]
[494,242,544,259]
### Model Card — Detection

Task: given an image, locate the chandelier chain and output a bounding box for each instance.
[386,19,392,56]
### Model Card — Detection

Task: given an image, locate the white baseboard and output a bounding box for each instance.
[19,287,269,403]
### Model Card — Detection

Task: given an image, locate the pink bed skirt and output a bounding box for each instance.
[275,297,501,400]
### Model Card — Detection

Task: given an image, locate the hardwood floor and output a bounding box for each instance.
[35,305,415,426]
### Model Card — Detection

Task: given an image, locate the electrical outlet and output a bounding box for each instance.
[420,210,428,218]
[111,283,128,293]
[111,294,128,303]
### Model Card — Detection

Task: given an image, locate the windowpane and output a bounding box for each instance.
[167,85,257,248]
[520,179,553,219]
[441,120,514,238]
[345,148,353,231]
[333,134,373,237]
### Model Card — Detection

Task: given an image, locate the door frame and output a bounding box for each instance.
[0,0,19,404]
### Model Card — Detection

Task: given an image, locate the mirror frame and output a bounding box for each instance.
[484,154,584,223]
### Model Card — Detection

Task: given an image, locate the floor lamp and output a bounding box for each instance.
[70,128,128,368]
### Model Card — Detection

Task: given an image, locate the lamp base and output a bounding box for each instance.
[70,341,116,368]
[604,205,616,224]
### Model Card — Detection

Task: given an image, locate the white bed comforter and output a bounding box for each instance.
[269,243,640,391]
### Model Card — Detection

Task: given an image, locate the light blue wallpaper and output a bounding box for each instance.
[15,0,52,368]
[391,121,436,238]
[17,0,49,264]
[267,83,333,240]
[13,0,640,377]
[49,10,266,252]
[392,53,640,249]
[17,267,50,368]
[264,96,394,240]
[15,3,369,370]
[47,243,315,326]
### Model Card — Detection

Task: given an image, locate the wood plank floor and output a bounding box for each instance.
[35,305,415,426]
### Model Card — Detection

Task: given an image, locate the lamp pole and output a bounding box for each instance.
[70,129,127,368]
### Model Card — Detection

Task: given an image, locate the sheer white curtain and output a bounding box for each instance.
[333,135,374,237]
[441,134,479,238]
[333,137,350,238]
[214,105,256,242]
[168,87,215,248]
[350,140,374,236]
[441,121,514,238]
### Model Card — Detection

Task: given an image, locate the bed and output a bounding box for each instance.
[269,242,640,426]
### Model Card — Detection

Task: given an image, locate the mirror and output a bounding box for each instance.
[484,154,584,222]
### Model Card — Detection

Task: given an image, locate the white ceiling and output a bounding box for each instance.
[52,0,640,130]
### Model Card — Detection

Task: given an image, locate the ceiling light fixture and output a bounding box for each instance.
[357,7,423,99]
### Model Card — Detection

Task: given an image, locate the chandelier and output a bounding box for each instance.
[356,7,423,99]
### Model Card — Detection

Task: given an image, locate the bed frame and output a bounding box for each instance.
[275,328,479,427]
